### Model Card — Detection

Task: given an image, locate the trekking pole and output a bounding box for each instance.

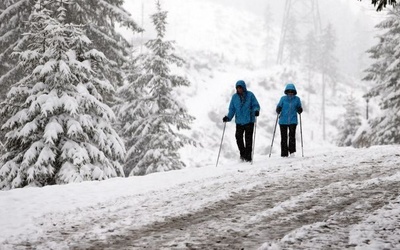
[269,114,279,158]
[216,122,227,167]
[300,113,304,157]
[251,117,257,165]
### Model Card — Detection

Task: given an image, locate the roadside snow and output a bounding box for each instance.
[1,145,400,249]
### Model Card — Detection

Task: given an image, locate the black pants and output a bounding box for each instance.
[279,124,297,157]
[235,123,254,161]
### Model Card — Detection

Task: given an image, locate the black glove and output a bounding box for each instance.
[297,107,303,114]
[255,110,259,117]
[222,116,229,122]
[276,106,282,114]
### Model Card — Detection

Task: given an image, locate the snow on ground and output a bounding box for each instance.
[1,144,399,249]
[1,1,398,249]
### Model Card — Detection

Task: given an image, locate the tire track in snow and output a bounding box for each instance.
[84,157,400,249]
[10,151,400,250]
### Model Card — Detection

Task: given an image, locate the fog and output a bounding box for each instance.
[200,0,387,78]
[125,0,389,79]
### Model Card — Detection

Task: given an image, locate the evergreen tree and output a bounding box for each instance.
[337,95,362,146]
[318,23,338,140]
[363,6,400,144]
[114,53,151,176]
[318,23,339,89]
[0,1,125,190]
[303,30,319,94]
[263,4,275,66]
[350,18,374,78]
[0,0,141,102]
[116,0,195,176]
[286,15,302,65]
[360,0,397,11]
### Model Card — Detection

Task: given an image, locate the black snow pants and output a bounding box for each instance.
[235,123,254,162]
[279,124,297,157]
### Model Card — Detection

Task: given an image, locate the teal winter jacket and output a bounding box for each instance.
[227,80,260,125]
[277,83,302,125]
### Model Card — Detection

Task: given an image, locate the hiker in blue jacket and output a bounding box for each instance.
[276,83,303,157]
[223,80,260,162]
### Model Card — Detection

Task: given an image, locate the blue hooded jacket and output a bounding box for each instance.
[277,83,302,125]
[227,80,260,125]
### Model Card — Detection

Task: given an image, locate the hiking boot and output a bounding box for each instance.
[242,154,251,162]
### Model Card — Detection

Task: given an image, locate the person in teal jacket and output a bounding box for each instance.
[276,83,303,157]
[223,80,260,162]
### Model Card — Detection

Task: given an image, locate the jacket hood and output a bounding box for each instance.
[284,83,297,95]
[236,80,247,92]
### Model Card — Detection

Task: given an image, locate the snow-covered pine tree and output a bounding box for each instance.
[0,0,32,143]
[114,52,151,176]
[0,0,125,190]
[337,95,362,146]
[363,6,400,145]
[117,0,195,176]
[0,0,141,102]
[0,0,31,101]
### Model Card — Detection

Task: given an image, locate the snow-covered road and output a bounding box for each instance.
[1,145,400,249]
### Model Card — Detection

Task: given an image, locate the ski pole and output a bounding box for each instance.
[300,113,304,157]
[216,122,227,167]
[269,114,279,157]
[251,117,257,165]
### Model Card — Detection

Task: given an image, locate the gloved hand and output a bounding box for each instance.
[276,106,282,114]
[255,110,259,117]
[297,107,303,114]
[222,116,229,122]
